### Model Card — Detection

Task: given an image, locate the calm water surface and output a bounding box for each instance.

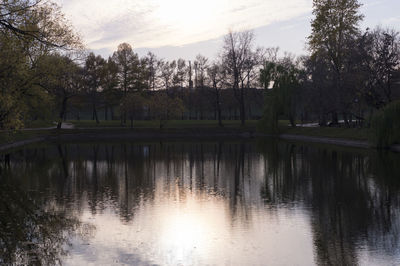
[0,139,400,265]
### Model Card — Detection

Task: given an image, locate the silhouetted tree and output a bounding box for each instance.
[308,0,363,125]
[222,30,258,126]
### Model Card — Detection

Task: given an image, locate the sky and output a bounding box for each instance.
[56,0,400,61]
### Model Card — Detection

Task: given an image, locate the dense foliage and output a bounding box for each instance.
[0,0,81,129]
[370,100,400,147]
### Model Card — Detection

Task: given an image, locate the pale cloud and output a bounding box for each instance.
[382,17,400,27]
[56,0,312,52]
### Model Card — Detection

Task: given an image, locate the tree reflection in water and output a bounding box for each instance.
[0,177,82,265]
[258,139,400,265]
[0,140,399,265]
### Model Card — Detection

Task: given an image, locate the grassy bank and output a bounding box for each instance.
[0,120,371,150]
[24,120,55,128]
[0,120,257,147]
[68,119,259,129]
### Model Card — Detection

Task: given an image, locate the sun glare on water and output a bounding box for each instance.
[156,195,227,262]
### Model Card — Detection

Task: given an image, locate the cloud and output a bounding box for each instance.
[56,0,312,53]
[382,17,400,26]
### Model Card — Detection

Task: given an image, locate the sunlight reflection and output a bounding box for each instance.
[160,205,212,262]
[65,187,314,265]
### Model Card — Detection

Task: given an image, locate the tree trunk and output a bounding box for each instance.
[240,87,246,126]
[289,115,296,127]
[57,97,68,129]
[215,88,223,127]
[319,113,327,127]
[343,112,349,127]
[93,103,99,124]
[331,112,338,126]
[248,102,252,120]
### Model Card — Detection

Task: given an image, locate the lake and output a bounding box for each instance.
[1,139,400,265]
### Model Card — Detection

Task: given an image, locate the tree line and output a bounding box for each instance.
[64,38,266,128]
[0,0,399,131]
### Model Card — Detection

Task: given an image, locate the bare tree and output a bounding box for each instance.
[221,30,256,126]
[371,28,400,104]
[112,43,139,96]
[194,54,209,88]
[84,53,106,124]
[158,60,176,90]
[111,43,141,124]
[207,62,226,127]
[144,52,158,90]
[172,58,186,87]
[187,61,193,89]
[102,57,119,120]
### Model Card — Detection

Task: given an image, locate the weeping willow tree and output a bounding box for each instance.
[258,58,302,134]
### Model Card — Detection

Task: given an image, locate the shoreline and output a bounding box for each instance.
[0,128,399,153]
[278,134,370,149]
[0,137,48,152]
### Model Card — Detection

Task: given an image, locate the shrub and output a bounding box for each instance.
[370,100,400,148]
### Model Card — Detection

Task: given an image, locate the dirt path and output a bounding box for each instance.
[21,122,75,130]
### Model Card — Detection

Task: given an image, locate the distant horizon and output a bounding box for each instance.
[57,0,400,61]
